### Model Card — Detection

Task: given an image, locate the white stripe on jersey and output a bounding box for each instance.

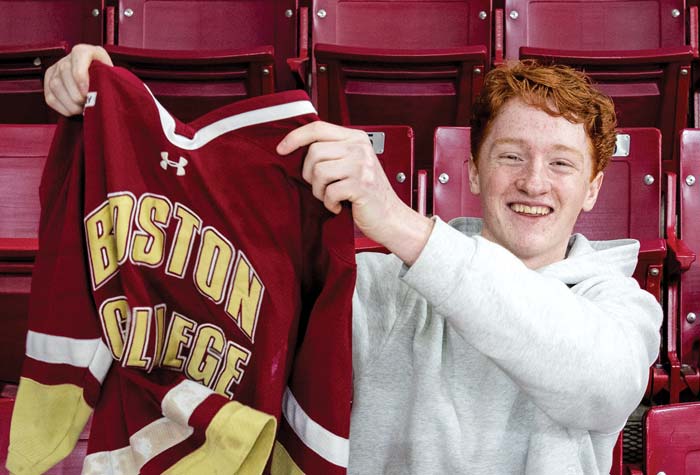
[25,330,113,383]
[162,379,213,426]
[82,447,137,475]
[143,84,317,151]
[282,386,349,468]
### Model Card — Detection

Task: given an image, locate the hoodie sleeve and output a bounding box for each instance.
[400,218,662,434]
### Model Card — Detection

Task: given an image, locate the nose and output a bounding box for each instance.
[515,159,550,196]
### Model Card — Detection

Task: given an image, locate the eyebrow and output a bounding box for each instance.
[490,138,584,158]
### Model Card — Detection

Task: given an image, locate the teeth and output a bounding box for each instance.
[510,203,551,216]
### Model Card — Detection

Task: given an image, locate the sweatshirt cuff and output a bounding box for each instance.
[400,217,476,306]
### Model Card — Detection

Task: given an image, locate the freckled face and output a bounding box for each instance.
[469,98,604,269]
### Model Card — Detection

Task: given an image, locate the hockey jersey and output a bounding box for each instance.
[7,64,355,475]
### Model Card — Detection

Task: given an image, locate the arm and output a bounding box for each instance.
[277,121,434,265]
[402,218,662,434]
[44,44,113,117]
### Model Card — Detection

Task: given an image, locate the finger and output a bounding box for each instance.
[59,59,85,105]
[322,179,353,215]
[301,141,353,184]
[71,44,113,95]
[276,121,366,155]
[308,157,354,204]
[45,66,82,116]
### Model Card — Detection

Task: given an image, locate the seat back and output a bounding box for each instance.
[520,48,692,171]
[643,402,700,474]
[0,0,104,46]
[678,129,700,390]
[504,0,686,59]
[0,124,55,383]
[114,0,300,90]
[105,45,276,122]
[350,125,414,253]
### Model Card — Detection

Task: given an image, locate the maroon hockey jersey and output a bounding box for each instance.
[7,63,354,475]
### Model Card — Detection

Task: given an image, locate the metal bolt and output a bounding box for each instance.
[649,268,660,276]
[317,9,327,18]
[124,8,134,17]
[474,68,482,74]
[319,65,327,73]
[478,11,487,20]
[438,173,450,184]
[643,174,655,185]
[285,9,293,18]
[262,68,270,76]
[396,172,407,183]
[91,8,100,17]
[33,57,41,66]
[657,472,667,475]
[655,363,664,369]
[671,9,681,18]
[509,10,519,20]
[688,312,697,324]
[687,175,697,186]
[681,68,689,76]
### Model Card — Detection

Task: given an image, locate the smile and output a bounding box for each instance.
[509,203,552,216]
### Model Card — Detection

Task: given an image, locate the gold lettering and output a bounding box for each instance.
[84,201,118,288]
[122,307,152,370]
[166,204,202,278]
[225,253,264,341]
[212,341,251,398]
[108,192,135,264]
[161,313,195,371]
[99,297,129,359]
[185,324,225,386]
[131,194,172,267]
[194,227,234,303]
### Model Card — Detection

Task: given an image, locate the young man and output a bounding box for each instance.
[45,48,661,474]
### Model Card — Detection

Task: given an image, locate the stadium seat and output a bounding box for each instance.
[0,44,67,123]
[643,402,700,474]
[113,0,302,91]
[0,124,55,384]
[104,45,276,122]
[499,0,693,169]
[350,125,414,253]
[306,0,491,210]
[0,0,104,47]
[669,129,700,399]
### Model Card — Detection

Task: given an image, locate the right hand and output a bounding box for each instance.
[44,44,114,117]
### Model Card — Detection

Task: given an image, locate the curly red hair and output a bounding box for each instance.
[471,60,617,178]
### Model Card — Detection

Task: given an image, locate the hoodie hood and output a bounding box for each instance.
[448,216,640,285]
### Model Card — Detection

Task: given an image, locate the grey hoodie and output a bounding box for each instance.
[349,217,662,475]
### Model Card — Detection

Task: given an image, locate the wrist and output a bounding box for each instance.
[380,205,435,266]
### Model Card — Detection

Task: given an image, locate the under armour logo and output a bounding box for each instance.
[160,152,188,176]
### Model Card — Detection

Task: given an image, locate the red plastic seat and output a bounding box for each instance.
[113,0,301,91]
[0,124,55,384]
[499,0,693,170]
[306,0,491,210]
[643,402,700,474]
[105,45,276,122]
[350,125,414,253]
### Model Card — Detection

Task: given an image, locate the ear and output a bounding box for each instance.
[581,171,604,212]
[468,156,480,195]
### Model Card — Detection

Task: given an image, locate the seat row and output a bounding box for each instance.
[1,1,698,186]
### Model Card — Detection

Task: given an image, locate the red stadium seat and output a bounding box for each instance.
[643,402,700,474]
[113,0,301,91]
[0,0,104,47]
[0,44,67,123]
[105,45,276,122]
[350,125,414,253]
[0,124,55,384]
[499,0,693,170]
[669,129,700,399]
[306,0,491,210]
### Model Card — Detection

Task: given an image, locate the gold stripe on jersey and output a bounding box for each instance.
[271,441,305,475]
[164,401,276,475]
[7,378,92,475]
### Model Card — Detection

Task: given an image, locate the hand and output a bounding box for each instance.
[44,44,113,117]
[277,121,434,264]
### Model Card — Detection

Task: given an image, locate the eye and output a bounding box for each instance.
[553,159,574,168]
[501,153,522,161]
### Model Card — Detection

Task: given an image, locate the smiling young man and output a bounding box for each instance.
[43,50,661,474]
